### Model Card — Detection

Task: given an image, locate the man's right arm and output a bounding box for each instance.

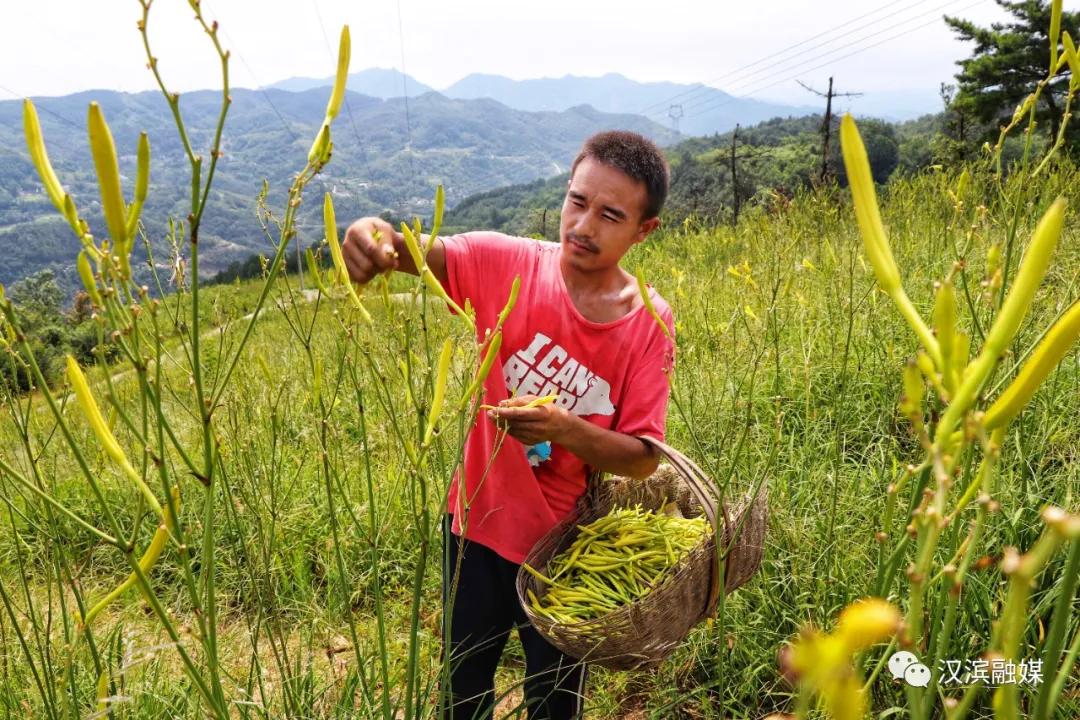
[341,216,448,286]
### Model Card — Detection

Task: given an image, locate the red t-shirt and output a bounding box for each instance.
[441,231,676,563]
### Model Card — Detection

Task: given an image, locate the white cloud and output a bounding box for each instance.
[0,0,1036,105]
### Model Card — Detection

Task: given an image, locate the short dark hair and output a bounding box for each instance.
[570,130,669,220]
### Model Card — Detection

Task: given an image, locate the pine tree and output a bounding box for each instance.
[945,0,1080,139]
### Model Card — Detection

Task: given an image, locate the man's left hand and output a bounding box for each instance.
[488,395,573,446]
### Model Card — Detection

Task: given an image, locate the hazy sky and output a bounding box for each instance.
[0,0,1046,114]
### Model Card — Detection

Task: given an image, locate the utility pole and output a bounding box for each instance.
[730,124,740,227]
[797,77,862,183]
[668,104,684,135]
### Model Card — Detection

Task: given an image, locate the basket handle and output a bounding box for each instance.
[637,436,730,617]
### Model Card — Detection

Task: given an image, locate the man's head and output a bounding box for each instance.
[561,131,669,273]
[570,131,669,220]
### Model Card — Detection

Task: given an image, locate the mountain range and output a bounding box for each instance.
[269,69,820,136]
[269,68,945,132]
[0,86,676,288]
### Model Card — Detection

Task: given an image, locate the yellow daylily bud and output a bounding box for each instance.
[324,192,345,283]
[324,25,351,122]
[1050,0,1063,72]
[256,352,273,383]
[933,280,957,359]
[835,598,900,652]
[87,103,128,257]
[307,123,331,166]
[987,242,1002,276]
[323,193,372,323]
[65,356,162,518]
[900,359,923,417]
[422,266,472,327]
[636,269,673,341]
[1015,95,1035,125]
[955,168,970,199]
[81,485,179,630]
[984,300,1080,430]
[840,114,940,367]
[840,114,900,293]
[401,221,472,327]
[915,351,936,380]
[400,221,425,271]
[460,331,502,408]
[423,339,454,446]
[24,101,65,216]
[1042,506,1080,539]
[933,279,958,388]
[983,198,1064,360]
[24,100,81,235]
[1063,32,1080,88]
[305,247,329,294]
[95,668,110,713]
[496,276,521,329]
[125,132,150,239]
[77,250,102,306]
[427,184,445,253]
[936,199,1065,443]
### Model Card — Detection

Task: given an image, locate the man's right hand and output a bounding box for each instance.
[341,215,449,286]
[342,217,400,285]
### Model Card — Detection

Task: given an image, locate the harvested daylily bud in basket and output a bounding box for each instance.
[524,505,708,624]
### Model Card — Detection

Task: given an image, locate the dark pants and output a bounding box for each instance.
[442,516,587,719]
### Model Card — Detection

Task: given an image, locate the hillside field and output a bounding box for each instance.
[1,158,1078,717]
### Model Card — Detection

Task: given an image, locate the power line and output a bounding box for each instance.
[218,37,298,143]
[637,0,941,117]
[396,0,417,184]
[681,0,987,121]
[681,0,978,116]
[679,0,959,114]
[683,0,969,112]
[0,83,83,130]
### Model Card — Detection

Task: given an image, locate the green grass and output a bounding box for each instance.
[1,158,1078,718]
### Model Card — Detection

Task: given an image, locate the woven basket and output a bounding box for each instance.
[515,436,767,671]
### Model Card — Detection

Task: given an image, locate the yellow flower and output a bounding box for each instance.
[790,631,866,720]
[788,598,898,720]
[835,598,901,652]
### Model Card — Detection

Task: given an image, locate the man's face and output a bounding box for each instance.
[559,157,660,273]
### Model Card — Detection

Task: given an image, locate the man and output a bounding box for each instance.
[342,130,675,719]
